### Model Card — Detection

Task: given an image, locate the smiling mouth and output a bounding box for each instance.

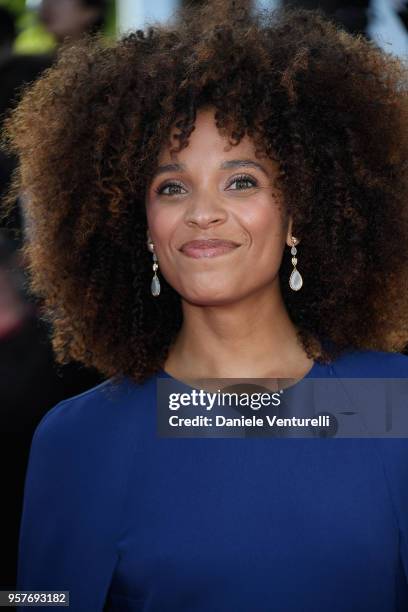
[180,241,241,259]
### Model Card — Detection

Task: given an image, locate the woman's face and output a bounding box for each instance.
[39,0,101,41]
[145,108,292,306]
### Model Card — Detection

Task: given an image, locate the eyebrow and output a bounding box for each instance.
[152,159,270,178]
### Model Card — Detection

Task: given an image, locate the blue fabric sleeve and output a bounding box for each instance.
[16,386,136,612]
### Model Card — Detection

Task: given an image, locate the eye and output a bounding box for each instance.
[155,181,187,196]
[227,174,258,191]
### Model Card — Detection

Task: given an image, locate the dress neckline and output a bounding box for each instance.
[158,360,328,388]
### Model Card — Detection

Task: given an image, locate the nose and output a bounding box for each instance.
[183,191,228,229]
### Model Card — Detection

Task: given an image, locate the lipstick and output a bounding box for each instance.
[180,239,240,259]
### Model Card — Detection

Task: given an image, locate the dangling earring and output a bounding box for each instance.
[289,236,303,291]
[147,238,161,297]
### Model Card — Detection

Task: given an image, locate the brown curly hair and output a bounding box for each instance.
[2,0,408,385]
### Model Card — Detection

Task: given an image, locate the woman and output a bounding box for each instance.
[39,0,107,43]
[3,0,408,609]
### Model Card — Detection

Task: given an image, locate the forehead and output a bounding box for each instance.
[158,108,265,164]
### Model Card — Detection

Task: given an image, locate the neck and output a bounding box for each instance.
[164,281,314,379]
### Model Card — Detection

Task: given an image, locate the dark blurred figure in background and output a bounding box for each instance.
[0,6,105,592]
[282,0,408,41]
[0,7,52,249]
[282,0,370,38]
[0,230,104,590]
[1,1,109,248]
[393,0,408,31]
[0,6,16,64]
[39,0,107,43]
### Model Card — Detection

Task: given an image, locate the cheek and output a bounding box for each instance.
[145,201,180,248]
[240,197,287,254]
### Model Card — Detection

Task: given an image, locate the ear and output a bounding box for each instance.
[285,217,300,248]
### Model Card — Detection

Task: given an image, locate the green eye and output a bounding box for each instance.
[156,181,186,196]
[227,174,257,190]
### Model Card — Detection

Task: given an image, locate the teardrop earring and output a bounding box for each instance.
[289,236,303,291]
[147,239,161,297]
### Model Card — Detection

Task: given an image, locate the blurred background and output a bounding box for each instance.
[1,0,407,56]
[0,0,407,595]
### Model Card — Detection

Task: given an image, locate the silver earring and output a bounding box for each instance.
[289,236,303,291]
[147,239,161,297]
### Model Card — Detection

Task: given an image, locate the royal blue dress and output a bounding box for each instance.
[17,350,408,611]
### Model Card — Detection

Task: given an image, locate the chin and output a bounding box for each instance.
[180,290,237,307]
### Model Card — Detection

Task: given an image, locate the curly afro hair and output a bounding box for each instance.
[2,0,408,385]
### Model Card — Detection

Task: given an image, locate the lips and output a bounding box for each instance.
[180,239,241,259]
